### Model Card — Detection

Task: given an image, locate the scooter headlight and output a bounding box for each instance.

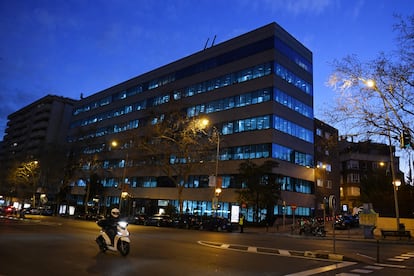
[118,221,128,228]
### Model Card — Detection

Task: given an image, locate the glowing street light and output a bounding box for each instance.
[111,140,130,215]
[362,78,401,230]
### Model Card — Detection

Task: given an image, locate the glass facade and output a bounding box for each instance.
[68,23,315,220]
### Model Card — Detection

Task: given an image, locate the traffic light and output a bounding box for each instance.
[401,128,412,148]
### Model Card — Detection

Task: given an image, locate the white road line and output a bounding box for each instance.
[336,273,359,276]
[363,265,383,270]
[394,256,410,259]
[402,253,414,257]
[350,268,372,273]
[284,261,357,276]
[247,247,257,253]
[279,249,291,256]
[387,258,405,262]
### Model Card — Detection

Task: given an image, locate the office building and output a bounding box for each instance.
[65,22,316,219]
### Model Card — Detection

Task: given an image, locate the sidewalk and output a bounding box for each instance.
[247,224,414,243]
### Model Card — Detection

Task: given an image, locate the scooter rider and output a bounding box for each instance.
[97,208,120,245]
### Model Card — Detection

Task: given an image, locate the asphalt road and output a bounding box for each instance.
[1,215,413,276]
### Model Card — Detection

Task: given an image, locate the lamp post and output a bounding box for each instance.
[214,126,220,179]
[199,118,222,214]
[316,164,327,227]
[111,140,130,216]
[363,79,401,230]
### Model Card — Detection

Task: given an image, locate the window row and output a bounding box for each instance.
[187,88,272,117]
[272,143,313,167]
[274,88,313,119]
[73,35,312,117]
[77,173,312,196]
[275,37,312,74]
[69,119,140,142]
[220,115,271,135]
[274,115,313,143]
[279,176,313,194]
[274,63,312,95]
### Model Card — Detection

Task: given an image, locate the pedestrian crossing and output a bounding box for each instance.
[336,265,383,275]
[335,251,414,275]
[386,251,414,262]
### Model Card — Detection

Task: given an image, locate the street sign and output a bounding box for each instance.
[291,204,297,211]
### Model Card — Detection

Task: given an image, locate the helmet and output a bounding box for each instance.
[111,208,120,218]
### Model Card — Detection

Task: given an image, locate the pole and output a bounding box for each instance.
[333,207,336,253]
[119,151,129,215]
[215,128,220,177]
[214,128,220,217]
[383,102,400,230]
[367,81,401,230]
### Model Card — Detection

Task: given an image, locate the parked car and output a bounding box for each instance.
[199,216,233,232]
[334,215,359,229]
[173,214,203,229]
[128,214,148,225]
[145,214,173,227]
[0,206,15,215]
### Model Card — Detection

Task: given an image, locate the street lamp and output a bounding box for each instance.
[363,79,401,230]
[111,140,130,215]
[316,163,327,227]
[199,118,222,214]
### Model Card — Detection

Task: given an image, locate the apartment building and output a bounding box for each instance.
[314,119,340,218]
[338,138,404,216]
[0,95,76,202]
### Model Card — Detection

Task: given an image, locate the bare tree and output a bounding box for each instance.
[138,110,215,214]
[325,14,414,147]
[12,160,40,206]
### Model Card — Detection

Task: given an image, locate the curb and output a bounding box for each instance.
[198,240,353,262]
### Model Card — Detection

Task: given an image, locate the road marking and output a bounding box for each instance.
[374,263,406,269]
[247,246,257,253]
[401,253,414,257]
[350,268,372,273]
[198,240,348,262]
[387,258,405,262]
[283,261,356,276]
[279,249,291,256]
[394,255,410,260]
[336,273,359,276]
[363,265,383,270]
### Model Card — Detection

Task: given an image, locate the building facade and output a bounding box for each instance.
[0,95,77,205]
[338,138,403,216]
[314,119,340,218]
[67,22,315,219]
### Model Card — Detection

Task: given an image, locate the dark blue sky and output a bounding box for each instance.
[0,0,412,141]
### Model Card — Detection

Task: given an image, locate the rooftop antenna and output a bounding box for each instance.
[211,35,216,47]
[203,38,210,50]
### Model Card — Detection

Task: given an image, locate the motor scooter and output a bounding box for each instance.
[96,220,130,256]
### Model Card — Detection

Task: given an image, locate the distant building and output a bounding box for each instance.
[338,138,404,215]
[314,119,340,218]
[0,95,77,204]
[67,22,315,219]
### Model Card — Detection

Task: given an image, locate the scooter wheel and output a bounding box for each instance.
[96,237,107,252]
[118,241,130,256]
